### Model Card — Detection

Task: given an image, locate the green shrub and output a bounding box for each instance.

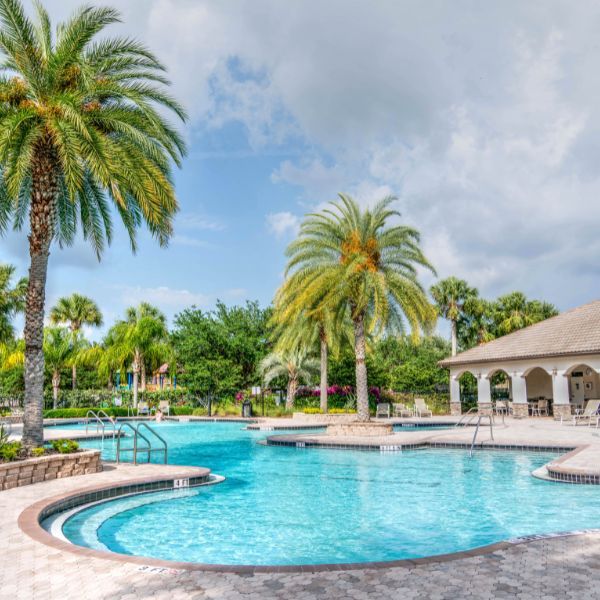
[43,407,130,419]
[170,406,193,416]
[192,407,208,416]
[31,447,46,457]
[303,407,323,414]
[51,439,80,454]
[0,441,21,462]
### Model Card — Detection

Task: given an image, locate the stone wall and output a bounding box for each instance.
[0,450,102,491]
[327,422,393,436]
[292,412,358,423]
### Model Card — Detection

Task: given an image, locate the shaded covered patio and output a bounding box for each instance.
[440,300,600,418]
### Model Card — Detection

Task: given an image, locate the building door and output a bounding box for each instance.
[571,373,585,408]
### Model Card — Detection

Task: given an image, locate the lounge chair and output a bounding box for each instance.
[494,400,509,415]
[137,401,150,417]
[375,402,391,418]
[573,399,600,425]
[531,398,549,417]
[158,400,170,416]
[414,398,432,418]
[393,402,413,417]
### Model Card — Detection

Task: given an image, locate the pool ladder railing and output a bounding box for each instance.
[85,409,116,442]
[116,422,168,465]
[469,413,494,457]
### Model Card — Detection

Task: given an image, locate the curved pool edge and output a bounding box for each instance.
[18,466,600,574]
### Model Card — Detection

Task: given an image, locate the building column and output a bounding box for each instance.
[450,376,461,416]
[510,372,528,418]
[552,370,571,420]
[477,374,492,414]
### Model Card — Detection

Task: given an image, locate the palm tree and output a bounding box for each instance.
[271,296,350,413]
[106,303,169,407]
[0,1,186,447]
[49,293,102,389]
[260,348,319,410]
[493,292,558,336]
[0,263,27,340]
[430,277,478,356]
[43,327,72,409]
[284,194,436,421]
[459,297,495,349]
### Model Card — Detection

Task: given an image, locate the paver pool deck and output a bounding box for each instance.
[3,417,600,599]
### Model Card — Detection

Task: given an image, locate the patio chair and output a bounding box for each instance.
[393,402,413,417]
[531,398,549,417]
[137,401,150,417]
[375,402,391,418]
[494,400,509,416]
[158,400,170,416]
[572,399,600,425]
[414,398,432,418]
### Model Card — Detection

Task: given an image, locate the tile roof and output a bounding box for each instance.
[439,300,600,367]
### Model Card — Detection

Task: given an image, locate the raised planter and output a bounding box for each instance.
[0,450,102,491]
[292,412,357,423]
[326,422,393,436]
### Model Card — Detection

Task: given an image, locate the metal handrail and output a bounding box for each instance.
[454,407,479,427]
[85,410,105,438]
[469,414,494,457]
[96,410,117,439]
[136,422,168,464]
[116,422,151,465]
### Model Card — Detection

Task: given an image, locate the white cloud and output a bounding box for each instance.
[171,235,211,249]
[266,212,300,238]
[118,285,210,310]
[176,212,225,232]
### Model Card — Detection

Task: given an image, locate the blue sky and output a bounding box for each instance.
[3,0,600,340]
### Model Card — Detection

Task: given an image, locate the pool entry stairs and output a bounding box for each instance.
[115,422,168,465]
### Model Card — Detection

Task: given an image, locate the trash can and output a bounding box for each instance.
[242,400,252,418]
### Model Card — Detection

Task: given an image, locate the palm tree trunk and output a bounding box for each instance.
[132,370,139,408]
[72,363,77,390]
[353,313,370,421]
[23,144,59,448]
[141,362,146,391]
[52,371,60,410]
[320,329,328,413]
[451,319,457,356]
[286,377,298,411]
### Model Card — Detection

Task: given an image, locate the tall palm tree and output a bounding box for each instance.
[0,263,27,339]
[259,348,319,410]
[0,1,186,447]
[106,303,169,407]
[42,327,72,409]
[430,277,478,356]
[49,293,102,389]
[493,292,558,336]
[284,194,436,421]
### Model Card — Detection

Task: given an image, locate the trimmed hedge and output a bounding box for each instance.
[43,406,195,419]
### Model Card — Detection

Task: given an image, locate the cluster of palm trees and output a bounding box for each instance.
[430,277,558,356]
[1,291,171,411]
[0,0,186,447]
[264,194,436,420]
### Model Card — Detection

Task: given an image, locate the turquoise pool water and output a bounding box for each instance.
[52,422,600,566]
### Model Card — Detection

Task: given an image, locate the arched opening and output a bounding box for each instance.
[524,367,552,416]
[564,364,600,412]
[458,371,477,412]
[487,369,511,402]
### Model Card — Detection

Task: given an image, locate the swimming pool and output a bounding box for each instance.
[46,422,600,566]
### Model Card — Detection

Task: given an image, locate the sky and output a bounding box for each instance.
[2,0,600,340]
